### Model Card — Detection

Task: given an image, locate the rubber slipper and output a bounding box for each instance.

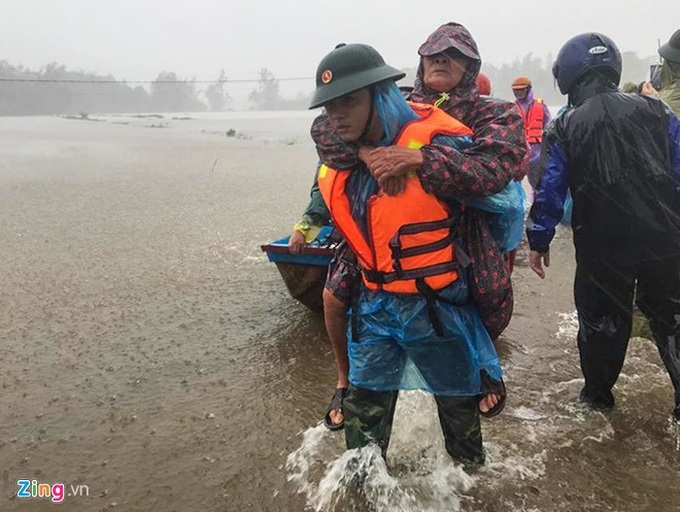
[479,373,506,418]
[324,387,348,431]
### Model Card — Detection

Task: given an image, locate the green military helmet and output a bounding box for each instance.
[659,29,680,63]
[309,43,406,109]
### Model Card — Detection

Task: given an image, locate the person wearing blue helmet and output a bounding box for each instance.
[527,33,680,420]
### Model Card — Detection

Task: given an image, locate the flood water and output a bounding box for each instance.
[0,111,678,511]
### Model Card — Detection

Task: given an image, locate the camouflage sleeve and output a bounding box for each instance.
[300,165,331,226]
[310,113,360,170]
[418,101,529,198]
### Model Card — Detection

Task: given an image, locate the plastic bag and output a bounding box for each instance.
[463,180,526,252]
[347,277,502,395]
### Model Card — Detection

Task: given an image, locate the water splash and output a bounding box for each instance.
[286,401,476,512]
[667,416,680,452]
[555,310,579,340]
[580,420,615,446]
[506,406,545,421]
[313,446,423,512]
[286,425,333,500]
[287,442,474,512]
[484,449,547,481]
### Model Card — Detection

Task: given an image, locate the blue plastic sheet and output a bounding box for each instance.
[347,277,502,396]
[561,191,573,225]
[433,134,525,252]
[463,180,526,252]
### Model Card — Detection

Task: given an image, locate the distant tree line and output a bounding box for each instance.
[0,52,657,115]
[481,51,658,105]
[0,61,309,115]
[247,68,311,110]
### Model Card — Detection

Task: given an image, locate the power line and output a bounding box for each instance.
[0,76,314,84]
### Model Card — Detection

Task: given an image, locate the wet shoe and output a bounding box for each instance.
[579,387,614,411]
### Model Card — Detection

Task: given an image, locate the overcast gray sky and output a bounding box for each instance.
[2,0,678,90]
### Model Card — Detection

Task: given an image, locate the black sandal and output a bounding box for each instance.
[324,387,348,431]
[479,372,506,418]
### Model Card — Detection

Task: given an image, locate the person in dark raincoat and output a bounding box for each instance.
[527,32,680,420]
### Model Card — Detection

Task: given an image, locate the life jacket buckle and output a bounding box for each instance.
[363,269,386,284]
[392,259,404,278]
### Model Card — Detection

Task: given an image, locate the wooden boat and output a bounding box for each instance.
[260,226,335,314]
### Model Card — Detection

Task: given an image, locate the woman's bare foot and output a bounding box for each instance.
[328,407,343,426]
[328,378,349,426]
[324,384,348,431]
[479,393,500,414]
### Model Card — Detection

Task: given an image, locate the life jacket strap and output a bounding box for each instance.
[387,217,460,278]
[390,232,455,260]
[350,282,361,343]
[415,277,445,337]
[415,275,474,337]
[391,217,456,237]
[363,260,460,285]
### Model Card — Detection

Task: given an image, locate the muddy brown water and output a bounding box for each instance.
[0,113,678,511]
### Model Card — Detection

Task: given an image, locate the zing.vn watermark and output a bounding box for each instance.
[16,479,90,504]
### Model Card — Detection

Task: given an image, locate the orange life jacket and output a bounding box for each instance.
[517,98,545,144]
[317,102,473,294]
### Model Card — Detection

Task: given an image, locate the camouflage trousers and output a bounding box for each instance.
[343,385,485,466]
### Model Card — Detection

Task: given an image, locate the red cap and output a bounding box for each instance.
[477,72,491,95]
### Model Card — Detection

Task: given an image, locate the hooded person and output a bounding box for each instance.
[527,32,680,420]
[407,21,528,312]
[312,22,528,333]
[308,42,504,466]
[313,22,527,193]
[658,29,680,115]
[407,22,528,186]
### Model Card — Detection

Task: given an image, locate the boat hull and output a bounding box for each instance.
[260,226,335,314]
[272,262,328,314]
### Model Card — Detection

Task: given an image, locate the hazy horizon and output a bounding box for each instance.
[3,1,677,78]
[2,0,678,107]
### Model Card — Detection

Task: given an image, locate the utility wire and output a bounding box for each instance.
[0,76,314,84]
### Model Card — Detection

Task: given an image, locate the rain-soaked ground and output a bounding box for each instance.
[0,112,678,511]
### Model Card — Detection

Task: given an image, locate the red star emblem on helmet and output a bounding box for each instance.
[321,69,333,84]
